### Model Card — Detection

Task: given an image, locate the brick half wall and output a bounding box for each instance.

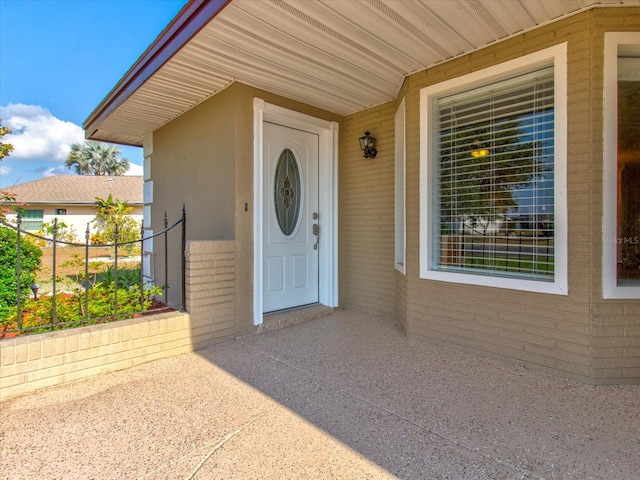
[1,240,238,401]
[185,240,237,349]
[0,312,192,401]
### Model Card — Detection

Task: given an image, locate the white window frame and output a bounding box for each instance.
[420,44,568,295]
[603,32,640,299]
[395,98,406,274]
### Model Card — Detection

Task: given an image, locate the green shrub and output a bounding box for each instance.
[11,284,163,334]
[0,227,42,313]
[99,264,143,290]
[35,220,77,246]
[90,232,106,245]
[93,194,141,252]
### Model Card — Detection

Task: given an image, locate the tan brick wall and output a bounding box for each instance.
[0,311,192,401]
[340,102,397,315]
[402,13,597,382]
[395,270,408,333]
[400,9,640,384]
[0,240,239,401]
[185,240,237,348]
[584,8,640,384]
[589,10,640,384]
[340,9,600,381]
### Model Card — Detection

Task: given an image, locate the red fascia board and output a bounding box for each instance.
[84,0,231,138]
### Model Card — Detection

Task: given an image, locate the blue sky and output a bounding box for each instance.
[0,0,186,188]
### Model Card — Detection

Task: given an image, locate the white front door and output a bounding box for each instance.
[263,122,319,312]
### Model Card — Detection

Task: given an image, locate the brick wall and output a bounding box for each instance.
[0,312,192,401]
[185,240,237,348]
[341,102,397,315]
[589,11,640,384]
[337,8,640,384]
[399,14,596,382]
[0,240,238,401]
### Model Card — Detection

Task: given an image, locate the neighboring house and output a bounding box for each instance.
[5,175,143,241]
[84,0,640,385]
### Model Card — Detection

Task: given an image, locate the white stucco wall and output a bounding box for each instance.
[5,205,142,244]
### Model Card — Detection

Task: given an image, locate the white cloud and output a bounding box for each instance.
[0,165,10,176]
[125,163,144,176]
[0,103,84,162]
[41,165,71,178]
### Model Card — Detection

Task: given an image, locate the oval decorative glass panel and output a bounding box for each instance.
[274,148,302,236]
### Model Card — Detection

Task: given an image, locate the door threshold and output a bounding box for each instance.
[258,304,335,333]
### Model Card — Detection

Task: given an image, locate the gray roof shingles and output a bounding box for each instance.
[7,175,143,205]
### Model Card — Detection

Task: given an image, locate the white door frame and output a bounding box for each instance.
[253,98,339,326]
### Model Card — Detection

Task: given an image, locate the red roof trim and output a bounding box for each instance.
[84,0,231,141]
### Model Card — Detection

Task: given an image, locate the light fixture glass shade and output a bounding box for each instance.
[359,131,377,158]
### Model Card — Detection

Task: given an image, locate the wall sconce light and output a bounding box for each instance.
[30,283,40,300]
[359,131,377,159]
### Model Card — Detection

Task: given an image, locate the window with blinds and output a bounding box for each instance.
[22,209,44,231]
[434,67,555,280]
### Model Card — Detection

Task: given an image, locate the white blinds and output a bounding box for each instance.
[435,67,555,279]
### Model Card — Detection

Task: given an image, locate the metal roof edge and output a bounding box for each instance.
[83,0,232,140]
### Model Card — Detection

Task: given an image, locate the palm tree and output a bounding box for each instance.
[65,140,130,175]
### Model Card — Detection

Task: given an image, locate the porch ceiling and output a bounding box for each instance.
[85,0,638,146]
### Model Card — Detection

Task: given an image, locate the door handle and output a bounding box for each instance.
[313,223,319,250]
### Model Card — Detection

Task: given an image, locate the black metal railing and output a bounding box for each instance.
[1,205,185,336]
[440,231,554,276]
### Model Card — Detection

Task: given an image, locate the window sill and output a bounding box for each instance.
[421,269,568,295]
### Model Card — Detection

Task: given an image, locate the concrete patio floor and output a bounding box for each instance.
[1,310,639,480]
